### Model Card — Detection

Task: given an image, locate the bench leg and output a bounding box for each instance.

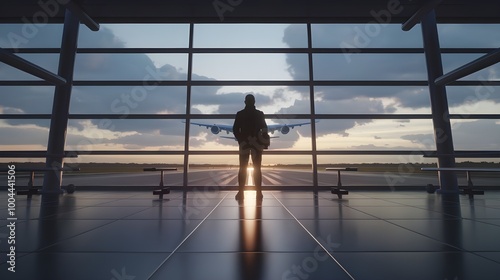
[466,171,473,188]
[159,170,164,187]
[337,170,342,187]
[331,187,348,199]
[28,171,35,187]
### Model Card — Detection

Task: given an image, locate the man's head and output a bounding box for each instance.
[244,94,255,106]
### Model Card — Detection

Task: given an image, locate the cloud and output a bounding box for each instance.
[402,120,500,150]
[283,24,500,111]
[0,124,48,146]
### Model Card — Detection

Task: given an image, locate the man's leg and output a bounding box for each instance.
[251,148,263,198]
[237,147,250,199]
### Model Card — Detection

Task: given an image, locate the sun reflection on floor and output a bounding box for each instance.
[246,166,254,186]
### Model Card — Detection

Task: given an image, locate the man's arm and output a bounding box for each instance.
[233,112,242,142]
[260,111,268,132]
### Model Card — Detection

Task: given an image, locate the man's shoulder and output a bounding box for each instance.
[236,107,264,116]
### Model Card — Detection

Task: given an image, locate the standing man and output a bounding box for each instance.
[233,94,269,200]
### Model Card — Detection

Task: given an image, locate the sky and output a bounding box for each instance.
[0,23,499,164]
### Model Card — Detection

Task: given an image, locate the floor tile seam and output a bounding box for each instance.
[326,204,385,221]
[116,206,160,220]
[341,205,462,220]
[312,192,407,220]
[174,250,327,253]
[462,251,500,265]
[381,218,470,253]
[380,200,481,219]
[22,250,174,254]
[321,205,469,252]
[146,192,230,280]
[35,219,119,253]
[271,192,356,280]
[474,219,500,227]
[3,219,121,264]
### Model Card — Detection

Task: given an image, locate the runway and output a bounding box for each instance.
[2,168,498,189]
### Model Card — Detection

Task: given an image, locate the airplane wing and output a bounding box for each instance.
[187,120,315,137]
[189,121,233,134]
[267,121,317,134]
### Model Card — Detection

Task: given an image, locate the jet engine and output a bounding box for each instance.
[211,125,221,134]
[280,126,290,134]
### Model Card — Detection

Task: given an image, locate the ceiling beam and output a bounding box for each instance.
[402,0,442,31]
[435,48,500,85]
[64,0,99,31]
[0,48,66,85]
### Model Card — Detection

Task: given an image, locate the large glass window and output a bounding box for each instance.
[0,120,50,150]
[1,22,499,189]
[315,86,431,114]
[313,54,427,80]
[74,54,188,80]
[70,86,186,114]
[192,53,308,80]
[0,86,54,114]
[311,24,422,48]
[66,119,185,151]
[316,119,435,151]
[194,24,307,48]
[78,24,190,48]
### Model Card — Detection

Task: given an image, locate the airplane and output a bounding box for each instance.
[187,120,316,139]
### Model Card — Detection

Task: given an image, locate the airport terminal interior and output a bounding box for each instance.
[1,0,500,279]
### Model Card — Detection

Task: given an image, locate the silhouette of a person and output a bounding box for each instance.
[233,94,268,200]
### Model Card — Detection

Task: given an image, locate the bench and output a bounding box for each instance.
[143,167,177,199]
[326,167,358,199]
[0,166,80,198]
[421,167,500,198]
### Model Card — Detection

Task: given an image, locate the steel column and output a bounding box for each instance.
[421,10,458,193]
[42,10,80,193]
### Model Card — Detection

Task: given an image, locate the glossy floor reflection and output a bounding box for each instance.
[1,190,500,279]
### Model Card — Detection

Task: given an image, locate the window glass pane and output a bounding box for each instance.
[188,155,313,187]
[312,24,422,48]
[447,86,500,114]
[79,24,189,48]
[0,120,50,150]
[316,119,435,150]
[0,24,63,48]
[188,118,313,151]
[442,54,500,81]
[66,119,185,151]
[313,54,427,80]
[438,24,500,48]
[451,119,500,150]
[262,155,313,186]
[192,54,308,80]
[191,86,309,114]
[188,119,239,151]
[315,86,431,114]
[0,86,54,114]
[317,155,438,187]
[74,54,187,80]
[0,54,59,80]
[70,86,186,114]
[62,156,184,187]
[194,24,307,48]
[267,119,313,150]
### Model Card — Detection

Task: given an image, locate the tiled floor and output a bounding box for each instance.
[1,190,500,279]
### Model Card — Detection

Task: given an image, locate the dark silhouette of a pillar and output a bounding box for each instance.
[421,10,458,193]
[43,10,80,193]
